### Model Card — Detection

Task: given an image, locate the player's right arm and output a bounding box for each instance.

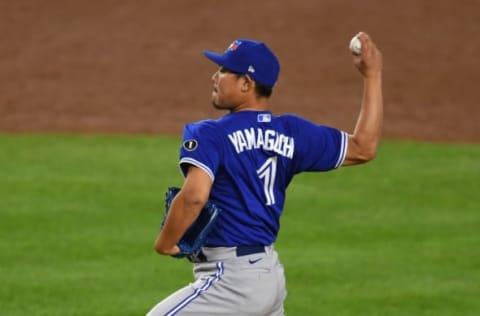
[154,165,212,256]
[343,32,384,166]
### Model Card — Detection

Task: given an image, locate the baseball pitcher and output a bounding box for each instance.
[147,32,383,315]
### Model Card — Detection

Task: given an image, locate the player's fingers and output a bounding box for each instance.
[360,33,380,62]
[351,32,371,65]
[359,33,373,56]
[352,32,382,76]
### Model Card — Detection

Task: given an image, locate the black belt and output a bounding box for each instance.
[189,245,266,263]
[235,245,266,256]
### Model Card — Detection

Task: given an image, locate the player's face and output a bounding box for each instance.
[210,67,247,111]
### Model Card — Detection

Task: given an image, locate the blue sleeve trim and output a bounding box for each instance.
[179,157,215,182]
[334,131,349,168]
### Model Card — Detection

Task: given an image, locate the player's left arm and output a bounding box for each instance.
[343,32,383,166]
[154,165,212,256]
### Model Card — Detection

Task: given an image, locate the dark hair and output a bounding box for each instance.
[255,83,273,98]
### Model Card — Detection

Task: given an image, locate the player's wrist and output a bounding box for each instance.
[364,71,382,83]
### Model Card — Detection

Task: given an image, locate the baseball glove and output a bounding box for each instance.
[161,187,222,260]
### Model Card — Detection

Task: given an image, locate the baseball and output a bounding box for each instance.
[349,35,362,55]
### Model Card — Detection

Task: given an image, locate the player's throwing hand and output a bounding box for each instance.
[352,32,383,78]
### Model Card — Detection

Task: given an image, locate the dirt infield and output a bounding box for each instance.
[1,0,479,142]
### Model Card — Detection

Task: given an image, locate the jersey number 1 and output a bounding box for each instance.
[257,156,277,205]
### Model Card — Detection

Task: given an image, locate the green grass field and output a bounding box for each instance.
[0,134,479,315]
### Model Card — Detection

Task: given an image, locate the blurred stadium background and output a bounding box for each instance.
[1,1,479,315]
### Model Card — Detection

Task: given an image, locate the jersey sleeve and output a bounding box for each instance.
[288,115,348,173]
[178,121,222,181]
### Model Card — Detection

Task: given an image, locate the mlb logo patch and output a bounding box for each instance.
[227,40,241,51]
[257,113,271,123]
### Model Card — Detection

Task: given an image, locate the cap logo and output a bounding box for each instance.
[227,40,241,51]
[248,65,255,73]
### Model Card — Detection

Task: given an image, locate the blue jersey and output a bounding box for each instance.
[179,111,348,247]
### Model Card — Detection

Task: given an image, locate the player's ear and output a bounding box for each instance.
[241,75,254,93]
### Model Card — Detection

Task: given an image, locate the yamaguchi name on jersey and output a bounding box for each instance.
[228,128,294,159]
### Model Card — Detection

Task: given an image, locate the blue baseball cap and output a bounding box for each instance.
[203,39,280,88]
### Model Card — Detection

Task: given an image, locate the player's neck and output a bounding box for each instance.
[230,98,268,113]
